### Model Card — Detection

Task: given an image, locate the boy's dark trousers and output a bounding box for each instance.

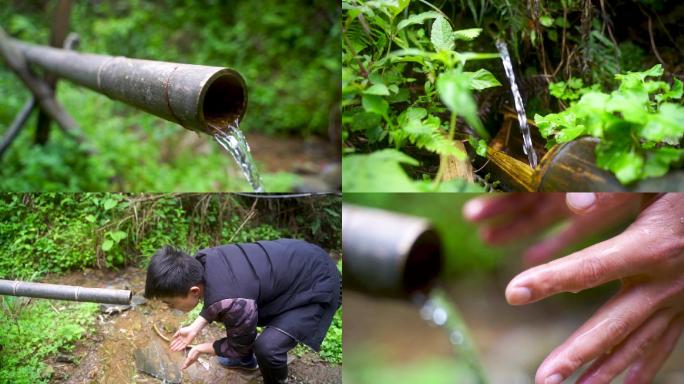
[254,327,297,384]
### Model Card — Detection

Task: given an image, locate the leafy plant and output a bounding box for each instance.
[535,64,684,184]
[0,297,98,383]
[342,0,501,191]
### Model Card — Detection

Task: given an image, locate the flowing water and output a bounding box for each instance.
[412,288,488,384]
[495,39,539,168]
[211,118,265,192]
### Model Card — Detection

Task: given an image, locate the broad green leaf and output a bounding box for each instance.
[362,94,388,116]
[539,16,554,27]
[109,230,127,243]
[452,28,482,41]
[342,149,420,192]
[657,79,683,103]
[431,16,454,51]
[85,214,96,223]
[452,52,501,61]
[364,84,390,96]
[386,0,410,17]
[643,147,684,179]
[436,69,487,138]
[640,103,684,143]
[463,69,501,90]
[103,199,117,211]
[397,11,441,30]
[101,240,114,252]
[351,111,382,133]
[597,149,644,184]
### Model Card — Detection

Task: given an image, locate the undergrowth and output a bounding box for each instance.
[0,297,98,384]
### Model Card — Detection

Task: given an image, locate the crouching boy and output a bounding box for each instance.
[144,238,341,384]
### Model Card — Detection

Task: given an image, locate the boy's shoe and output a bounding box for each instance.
[216,355,259,371]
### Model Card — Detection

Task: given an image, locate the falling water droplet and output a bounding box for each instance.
[211,118,265,192]
[450,330,464,345]
[496,39,538,168]
[432,307,448,326]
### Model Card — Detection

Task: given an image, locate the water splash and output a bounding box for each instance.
[211,118,265,192]
[495,39,539,168]
[412,288,487,384]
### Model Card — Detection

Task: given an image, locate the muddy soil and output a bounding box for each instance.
[43,268,341,384]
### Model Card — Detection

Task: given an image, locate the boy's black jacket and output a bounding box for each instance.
[195,239,340,352]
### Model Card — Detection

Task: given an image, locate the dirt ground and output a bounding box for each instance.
[344,272,684,384]
[43,267,341,384]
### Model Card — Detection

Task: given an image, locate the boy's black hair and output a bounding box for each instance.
[144,246,204,299]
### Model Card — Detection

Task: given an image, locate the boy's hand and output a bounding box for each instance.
[181,342,214,370]
[170,326,198,352]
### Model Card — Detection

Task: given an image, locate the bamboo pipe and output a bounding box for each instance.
[5,38,248,135]
[0,279,132,305]
[342,205,443,298]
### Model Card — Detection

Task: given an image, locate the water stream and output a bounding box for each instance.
[412,288,488,384]
[211,118,265,192]
[495,39,539,168]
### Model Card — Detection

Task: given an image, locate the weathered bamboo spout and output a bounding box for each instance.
[0,279,132,305]
[5,38,248,135]
[342,205,443,298]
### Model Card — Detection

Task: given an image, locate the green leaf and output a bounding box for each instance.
[539,15,554,27]
[396,110,466,159]
[109,230,127,243]
[103,199,117,211]
[643,147,684,179]
[364,84,390,96]
[84,215,96,223]
[385,0,410,17]
[101,240,114,252]
[436,69,487,138]
[430,16,454,51]
[362,94,388,116]
[452,28,482,41]
[639,103,684,144]
[597,149,644,184]
[342,149,420,192]
[397,11,441,30]
[463,69,501,90]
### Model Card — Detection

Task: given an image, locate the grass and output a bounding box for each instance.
[0,297,98,383]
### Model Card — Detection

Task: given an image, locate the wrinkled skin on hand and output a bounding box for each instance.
[465,193,684,384]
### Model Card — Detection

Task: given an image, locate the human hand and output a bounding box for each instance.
[181,342,214,370]
[463,193,641,266]
[170,325,198,352]
[505,193,684,384]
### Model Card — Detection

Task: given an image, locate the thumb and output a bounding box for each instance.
[566,193,640,215]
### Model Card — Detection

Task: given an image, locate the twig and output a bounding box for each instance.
[228,200,258,243]
[0,98,35,159]
[645,12,666,68]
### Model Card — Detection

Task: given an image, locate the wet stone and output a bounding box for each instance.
[99,303,131,315]
[134,339,182,384]
[131,294,148,306]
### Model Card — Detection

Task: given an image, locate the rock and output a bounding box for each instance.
[130,295,147,306]
[56,354,76,364]
[134,342,182,384]
[99,303,131,315]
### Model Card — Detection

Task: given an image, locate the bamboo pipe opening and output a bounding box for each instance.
[402,229,442,294]
[201,69,247,130]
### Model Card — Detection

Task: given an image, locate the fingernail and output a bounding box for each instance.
[545,373,564,384]
[463,200,484,220]
[507,287,532,305]
[567,193,596,211]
